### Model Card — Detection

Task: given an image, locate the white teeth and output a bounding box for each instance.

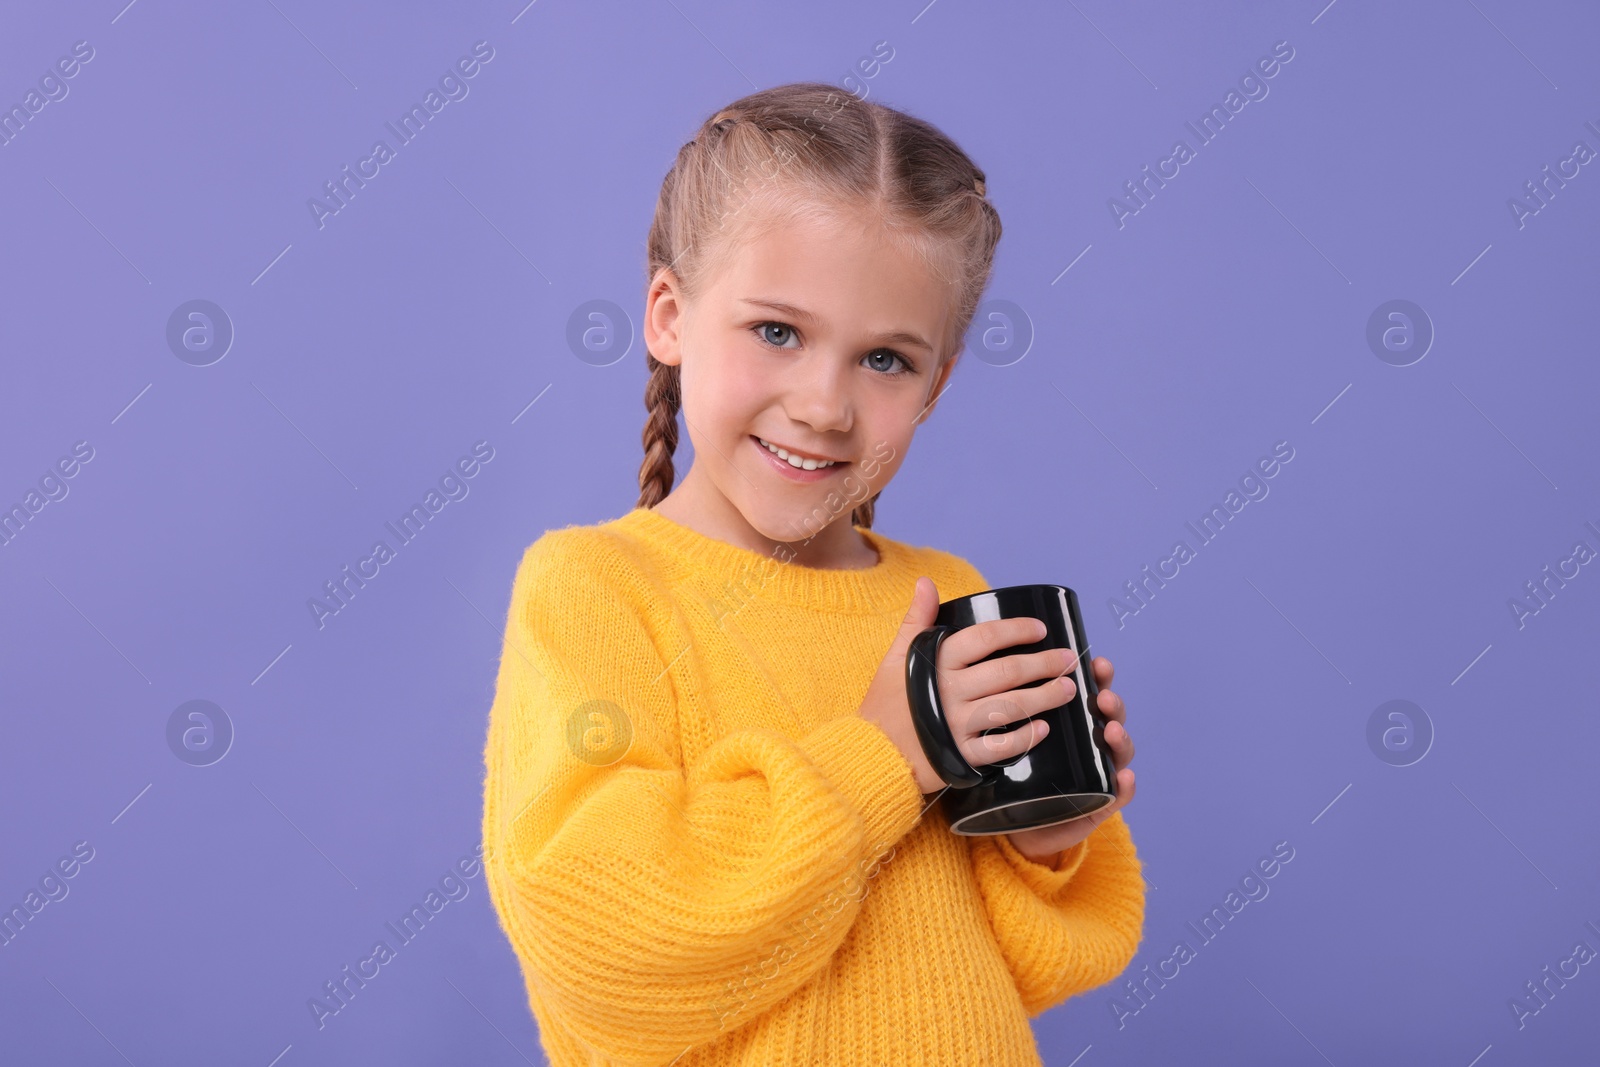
[757,437,836,469]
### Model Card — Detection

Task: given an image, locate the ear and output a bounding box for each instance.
[915,354,958,425]
[644,267,686,367]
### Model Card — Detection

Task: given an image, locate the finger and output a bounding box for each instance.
[940,616,1048,670]
[947,645,1075,702]
[1114,767,1135,807]
[1092,656,1114,689]
[955,671,1077,763]
[961,711,1049,769]
[953,692,1045,742]
[1094,768,1136,820]
[1105,719,1135,769]
[1096,687,1126,726]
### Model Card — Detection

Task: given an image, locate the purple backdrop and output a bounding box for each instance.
[3,1,1597,1063]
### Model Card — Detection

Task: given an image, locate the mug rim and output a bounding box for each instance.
[940,582,1076,607]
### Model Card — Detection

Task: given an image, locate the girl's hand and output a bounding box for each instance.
[1004,654,1136,865]
[860,577,1074,796]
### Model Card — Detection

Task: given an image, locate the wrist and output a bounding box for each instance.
[1008,836,1064,867]
[865,714,945,794]
[889,719,946,794]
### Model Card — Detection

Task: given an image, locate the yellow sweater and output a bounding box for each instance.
[480,506,1145,1066]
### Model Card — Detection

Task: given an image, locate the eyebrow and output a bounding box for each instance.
[739,298,934,352]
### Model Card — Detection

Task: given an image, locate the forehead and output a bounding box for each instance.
[705,200,955,345]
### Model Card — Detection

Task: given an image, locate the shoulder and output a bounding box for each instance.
[497,516,677,685]
[509,515,661,630]
[516,517,647,588]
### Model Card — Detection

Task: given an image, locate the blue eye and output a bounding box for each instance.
[862,350,913,377]
[751,322,914,378]
[756,322,798,348]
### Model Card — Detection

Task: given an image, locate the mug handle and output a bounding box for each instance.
[904,626,985,789]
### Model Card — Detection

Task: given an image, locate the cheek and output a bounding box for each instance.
[859,406,918,477]
[683,341,763,426]
[867,450,905,483]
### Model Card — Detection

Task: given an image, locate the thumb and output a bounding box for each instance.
[892,576,940,654]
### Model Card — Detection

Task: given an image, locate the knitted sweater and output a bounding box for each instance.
[480,506,1145,1066]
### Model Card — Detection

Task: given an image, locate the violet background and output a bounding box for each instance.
[2,1,1597,1063]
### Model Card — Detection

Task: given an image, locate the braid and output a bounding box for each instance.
[637,354,681,509]
[852,491,880,529]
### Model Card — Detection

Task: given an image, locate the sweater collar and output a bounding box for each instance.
[611,506,917,615]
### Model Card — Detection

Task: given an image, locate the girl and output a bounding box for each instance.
[481,82,1143,1066]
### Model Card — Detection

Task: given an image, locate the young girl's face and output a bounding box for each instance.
[646,200,958,549]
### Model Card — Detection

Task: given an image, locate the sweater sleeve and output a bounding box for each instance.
[931,551,1145,1015]
[480,531,928,1065]
[970,813,1146,1016]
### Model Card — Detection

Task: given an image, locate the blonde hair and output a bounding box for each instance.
[637,82,1002,529]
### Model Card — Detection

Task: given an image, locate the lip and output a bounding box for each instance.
[750,435,848,483]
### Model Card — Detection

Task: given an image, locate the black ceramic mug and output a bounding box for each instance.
[903,584,1117,836]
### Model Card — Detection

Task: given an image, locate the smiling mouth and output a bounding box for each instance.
[749,435,851,481]
[753,436,848,470]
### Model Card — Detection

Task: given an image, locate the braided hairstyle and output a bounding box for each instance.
[637,83,1002,530]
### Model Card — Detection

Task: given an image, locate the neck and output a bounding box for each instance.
[651,463,879,570]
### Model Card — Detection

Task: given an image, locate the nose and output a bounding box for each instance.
[783,353,853,435]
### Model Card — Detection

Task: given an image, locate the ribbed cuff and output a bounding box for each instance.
[993,832,1092,903]
[797,715,926,854]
